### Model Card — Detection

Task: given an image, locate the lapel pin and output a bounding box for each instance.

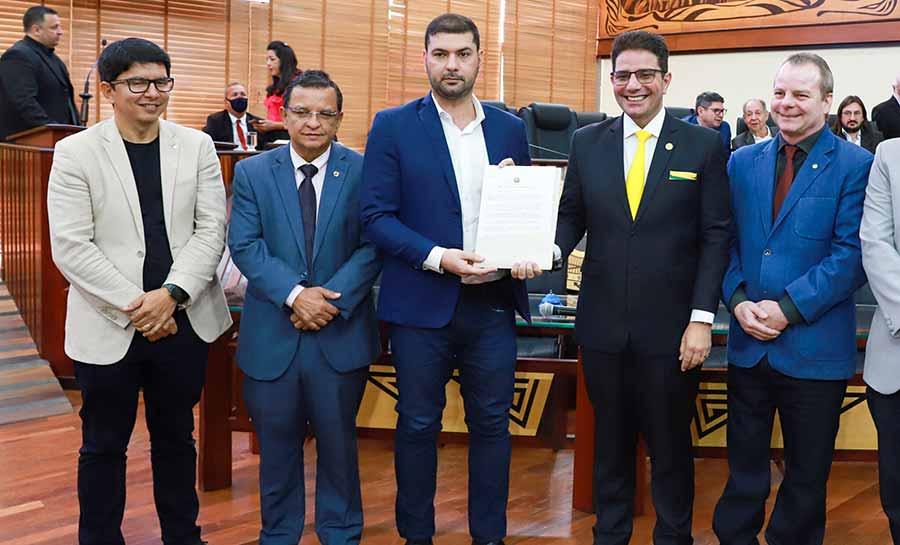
[812,163,819,169]
[665,142,674,151]
[333,170,340,177]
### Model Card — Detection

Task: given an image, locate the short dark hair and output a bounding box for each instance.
[611,30,668,74]
[98,38,171,82]
[696,91,725,109]
[425,13,480,51]
[283,70,343,112]
[23,6,57,32]
[781,52,834,97]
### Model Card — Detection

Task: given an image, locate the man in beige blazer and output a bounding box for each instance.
[47,38,230,545]
[860,137,900,544]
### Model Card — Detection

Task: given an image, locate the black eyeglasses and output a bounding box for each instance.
[611,69,664,86]
[108,77,175,94]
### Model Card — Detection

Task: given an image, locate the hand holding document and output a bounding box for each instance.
[474,165,563,270]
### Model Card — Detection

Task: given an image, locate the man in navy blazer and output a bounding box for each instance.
[228,71,381,545]
[713,54,873,545]
[360,13,540,545]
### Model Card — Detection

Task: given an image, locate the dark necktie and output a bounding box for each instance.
[298,164,318,267]
[773,144,797,221]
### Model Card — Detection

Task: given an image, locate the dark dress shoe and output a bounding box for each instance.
[405,540,434,545]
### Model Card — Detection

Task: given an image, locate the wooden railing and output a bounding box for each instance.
[0,143,69,375]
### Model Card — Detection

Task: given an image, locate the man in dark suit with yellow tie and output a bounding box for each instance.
[555,30,731,545]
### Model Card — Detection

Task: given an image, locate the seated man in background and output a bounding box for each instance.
[831,95,883,153]
[732,98,778,150]
[202,81,266,149]
[683,91,732,153]
[872,73,900,140]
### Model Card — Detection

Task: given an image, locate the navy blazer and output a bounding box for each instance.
[228,143,382,380]
[723,130,873,380]
[360,94,531,328]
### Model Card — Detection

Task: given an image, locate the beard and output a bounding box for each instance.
[430,70,478,101]
[842,121,860,133]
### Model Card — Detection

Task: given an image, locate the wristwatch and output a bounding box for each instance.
[162,283,189,305]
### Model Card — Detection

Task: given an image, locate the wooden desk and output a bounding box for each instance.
[198,310,581,492]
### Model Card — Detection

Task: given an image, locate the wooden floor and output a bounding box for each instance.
[0,284,71,426]
[0,390,893,545]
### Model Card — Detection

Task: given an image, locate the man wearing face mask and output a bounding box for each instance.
[202,82,266,150]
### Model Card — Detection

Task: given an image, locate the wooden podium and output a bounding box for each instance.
[0,124,84,379]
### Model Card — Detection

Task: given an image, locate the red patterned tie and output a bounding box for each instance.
[773,144,797,221]
[236,119,247,150]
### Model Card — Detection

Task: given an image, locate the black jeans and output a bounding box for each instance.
[867,386,900,544]
[75,312,208,545]
[713,357,846,545]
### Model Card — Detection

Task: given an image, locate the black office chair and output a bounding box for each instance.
[516,256,570,358]
[666,106,693,120]
[575,111,607,128]
[519,102,577,160]
[734,115,778,136]
[482,100,518,116]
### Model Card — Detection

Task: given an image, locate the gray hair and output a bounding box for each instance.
[742,98,767,114]
[781,53,834,97]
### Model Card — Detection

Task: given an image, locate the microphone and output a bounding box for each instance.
[79,38,107,125]
[538,302,577,318]
[528,143,568,159]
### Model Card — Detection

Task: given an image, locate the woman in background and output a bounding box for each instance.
[250,40,299,142]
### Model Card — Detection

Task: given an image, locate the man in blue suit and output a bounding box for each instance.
[713,54,873,545]
[360,13,540,545]
[228,71,381,545]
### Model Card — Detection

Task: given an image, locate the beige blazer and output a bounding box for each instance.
[47,118,232,364]
[861,138,900,395]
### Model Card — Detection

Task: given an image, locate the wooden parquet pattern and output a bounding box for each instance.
[0,388,893,545]
[0,283,71,425]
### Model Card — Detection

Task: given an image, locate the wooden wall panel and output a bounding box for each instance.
[597,0,900,54]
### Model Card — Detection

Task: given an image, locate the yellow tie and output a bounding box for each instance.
[626,130,653,219]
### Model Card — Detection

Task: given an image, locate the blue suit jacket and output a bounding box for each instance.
[683,114,732,154]
[360,95,532,327]
[228,143,382,380]
[723,130,873,379]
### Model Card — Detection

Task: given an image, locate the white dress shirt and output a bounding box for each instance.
[285,144,332,307]
[843,129,862,147]
[422,94,504,284]
[229,112,250,150]
[753,126,773,143]
[622,109,714,325]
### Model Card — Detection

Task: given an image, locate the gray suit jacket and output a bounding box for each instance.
[860,138,900,394]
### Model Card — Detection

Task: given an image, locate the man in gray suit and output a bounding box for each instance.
[860,137,900,544]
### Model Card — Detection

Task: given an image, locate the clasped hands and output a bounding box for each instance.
[734,299,789,341]
[289,287,342,331]
[123,288,178,342]
[441,158,544,281]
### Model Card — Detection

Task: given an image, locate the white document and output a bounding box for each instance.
[474,165,563,270]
